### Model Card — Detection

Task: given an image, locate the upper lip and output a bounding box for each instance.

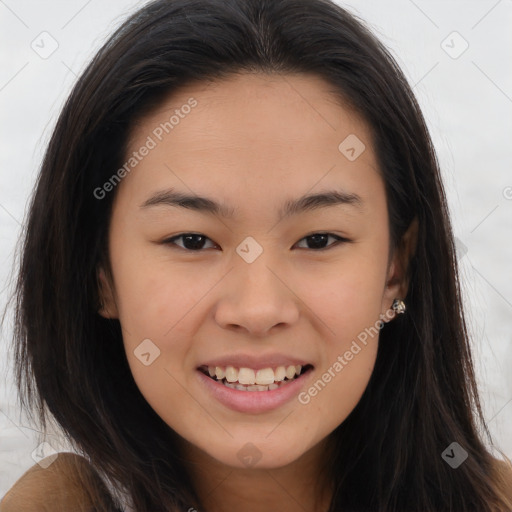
[198,353,313,371]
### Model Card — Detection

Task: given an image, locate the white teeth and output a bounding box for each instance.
[222,380,289,392]
[225,366,238,383]
[274,366,286,381]
[238,368,256,385]
[285,365,296,380]
[205,364,305,386]
[255,368,275,385]
[247,385,267,391]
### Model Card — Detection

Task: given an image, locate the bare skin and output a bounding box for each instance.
[97,72,417,512]
[0,453,102,511]
[4,72,512,512]
[3,454,512,511]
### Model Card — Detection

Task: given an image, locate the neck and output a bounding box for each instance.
[182,438,333,512]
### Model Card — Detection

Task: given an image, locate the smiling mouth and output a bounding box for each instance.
[198,364,314,392]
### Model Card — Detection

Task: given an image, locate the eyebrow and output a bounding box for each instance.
[140,187,363,221]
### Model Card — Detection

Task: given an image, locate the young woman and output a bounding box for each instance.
[2,0,512,510]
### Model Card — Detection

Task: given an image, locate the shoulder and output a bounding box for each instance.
[0,452,99,512]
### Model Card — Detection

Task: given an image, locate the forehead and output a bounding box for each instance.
[128,72,373,154]
[119,72,383,217]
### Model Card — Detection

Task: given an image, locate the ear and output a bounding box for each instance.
[97,266,119,319]
[381,217,418,322]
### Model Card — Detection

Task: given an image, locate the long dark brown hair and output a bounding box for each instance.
[6,0,512,510]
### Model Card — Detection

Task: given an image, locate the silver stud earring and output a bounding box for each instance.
[391,298,406,314]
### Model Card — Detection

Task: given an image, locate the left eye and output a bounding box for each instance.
[162,233,348,251]
[295,233,347,250]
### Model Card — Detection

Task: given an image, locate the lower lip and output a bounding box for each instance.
[196,368,314,414]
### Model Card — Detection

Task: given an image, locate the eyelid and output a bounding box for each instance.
[161,232,350,251]
[294,233,348,249]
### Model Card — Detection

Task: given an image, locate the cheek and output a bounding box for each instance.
[108,250,198,397]
[109,225,387,445]
[294,257,384,425]
[300,341,378,440]
[118,272,197,425]
[298,292,380,434]
[298,251,387,337]
[111,246,196,337]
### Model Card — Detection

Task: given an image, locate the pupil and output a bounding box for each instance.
[308,234,327,249]
[183,235,329,250]
[184,234,205,250]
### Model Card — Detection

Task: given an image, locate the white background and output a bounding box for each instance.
[1,0,511,497]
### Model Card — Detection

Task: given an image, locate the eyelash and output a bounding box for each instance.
[161,232,350,252]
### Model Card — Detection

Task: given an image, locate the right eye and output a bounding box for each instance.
[161,233,219,251]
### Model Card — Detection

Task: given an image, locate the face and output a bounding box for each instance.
[99,72,408,470]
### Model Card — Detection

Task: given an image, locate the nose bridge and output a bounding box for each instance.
[235,242,285,305]
[215,240,299,334]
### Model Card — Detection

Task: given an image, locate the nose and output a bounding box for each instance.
[214,255,300,337]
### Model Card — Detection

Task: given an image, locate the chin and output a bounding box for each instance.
[205,437,311,471]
